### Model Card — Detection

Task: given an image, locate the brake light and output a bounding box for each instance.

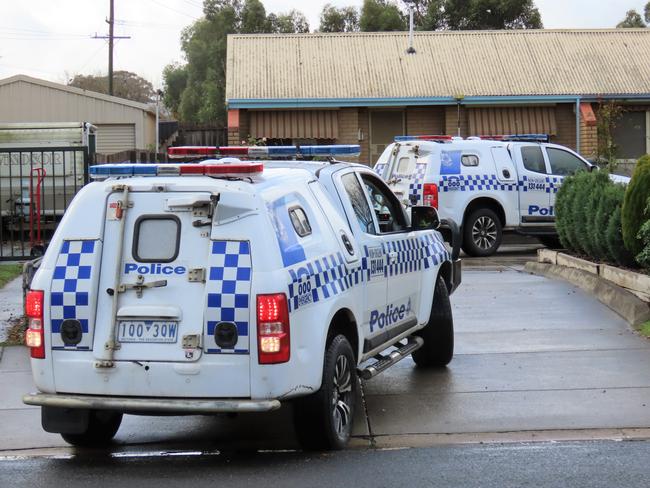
[257,294,290,364]
[25,290,45,359]
[423,183,438,209]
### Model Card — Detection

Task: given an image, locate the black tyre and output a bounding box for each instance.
[538,235,563,249]
[293,334,357,450]
[412,276,454,367]
[462,208,502,257]
[61,410,123,447]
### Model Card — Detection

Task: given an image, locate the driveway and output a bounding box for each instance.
[1,256,649,454]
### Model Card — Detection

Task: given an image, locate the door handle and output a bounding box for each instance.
[388,251,398,264]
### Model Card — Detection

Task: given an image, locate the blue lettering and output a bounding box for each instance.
[370,311,378,332]
[123,263,186,275]
[162,266,173,275]
[528,205,540,215]
[125,263,138,274]
[174,266,186,274]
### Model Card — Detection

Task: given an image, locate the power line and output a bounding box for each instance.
[144,0,200,20]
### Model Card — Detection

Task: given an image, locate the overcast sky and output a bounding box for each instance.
[0,0,648,89]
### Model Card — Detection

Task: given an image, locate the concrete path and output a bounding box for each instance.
[1,262,649,454]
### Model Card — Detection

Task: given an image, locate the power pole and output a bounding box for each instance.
[92,0,130,96]
[108,0,114,95]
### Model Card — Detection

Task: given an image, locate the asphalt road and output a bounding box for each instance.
[1,244,649,454]
[1,440,649,488]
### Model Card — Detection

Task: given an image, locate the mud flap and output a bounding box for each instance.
[42,406,89,434]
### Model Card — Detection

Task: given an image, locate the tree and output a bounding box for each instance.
[68,71,155,103]
[319,4,359,32]
[165,0,310,124]
[162,64,187,118]
[617,9,646,28]
[442,0,542,30]
[360,0,407,31]
[645,2,650,23]
[268,10,310,33]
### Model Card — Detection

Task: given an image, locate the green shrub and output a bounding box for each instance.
[569,171,594,255]
[606,185,636,267]
[594,184,624,262]
[583,170,611,259]
[636,197,650,269]
[555,174,576,250]
[621,155,650,258]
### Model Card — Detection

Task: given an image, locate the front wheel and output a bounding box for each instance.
[412,276,454,367]
[462,208,503,257]
[61,410,123,447]
[293,334,357,450]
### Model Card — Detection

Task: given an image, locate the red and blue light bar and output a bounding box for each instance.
[394,135,453,143]
[89,162,264,180]
[167,145,361,159]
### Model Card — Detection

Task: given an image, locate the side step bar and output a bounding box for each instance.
[358,336,424,380]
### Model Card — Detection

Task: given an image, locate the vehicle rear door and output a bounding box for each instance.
[513,145,553,226]
[94,189,250,379]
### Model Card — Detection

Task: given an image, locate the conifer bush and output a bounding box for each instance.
[621,155,650,258]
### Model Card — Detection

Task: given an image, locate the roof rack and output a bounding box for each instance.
[167,145,361,160]
[479,134,550,143]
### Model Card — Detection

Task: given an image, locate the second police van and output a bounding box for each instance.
[373,135,629,256]
[23,144,461,450]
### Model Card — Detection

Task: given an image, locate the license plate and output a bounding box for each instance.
[117,320,178,344]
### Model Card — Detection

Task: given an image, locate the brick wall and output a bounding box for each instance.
[227,109,249,145]
[405,107,445,135]
[553,104,576,150]
[580,119,598,160]
[444,105,469,137]
[336,107,370,164]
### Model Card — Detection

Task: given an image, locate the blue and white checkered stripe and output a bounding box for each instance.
[439,174,518,192]
[287,234,449,312]
[374,163,387,176]
[545,176,563,194]
[384,234,450,277]
[50,240,101,351]
[408,163,428,203]
[205,240,251,354]
[287,252,367,313]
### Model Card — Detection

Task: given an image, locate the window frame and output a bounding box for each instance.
[520,145,549,175]
[545,147,591,176]
[340,171,377,235]
[132,214,181,263]
[358,172,409,235]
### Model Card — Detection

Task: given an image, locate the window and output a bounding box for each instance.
[395,156,415,175]
[612,111,647,159]
[546,148,588,176]
[521,146,547,174]
[360,174,407,233]
[288,206,312,237]
[342,173,375,234]
[132,216,180,263]
[461,154,479,167]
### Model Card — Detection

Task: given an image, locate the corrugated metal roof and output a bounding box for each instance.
[226,29,650,102]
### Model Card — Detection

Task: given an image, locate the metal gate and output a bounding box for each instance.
[0,146,90,260]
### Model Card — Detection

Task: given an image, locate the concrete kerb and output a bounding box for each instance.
[524,261,650,327]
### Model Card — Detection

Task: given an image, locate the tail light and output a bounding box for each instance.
[423,183,439,209]
[25,290,45,359]
[256,294,290,364]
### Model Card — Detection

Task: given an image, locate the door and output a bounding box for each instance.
[544,146,593,217]
[515,145,552,225]
[370,110,405,163]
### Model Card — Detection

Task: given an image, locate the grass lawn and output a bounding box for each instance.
[640,321,650,339]
[0,264,22,289]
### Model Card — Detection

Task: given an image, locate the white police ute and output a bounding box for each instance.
[374,134,628,256]
[23,144,461,450]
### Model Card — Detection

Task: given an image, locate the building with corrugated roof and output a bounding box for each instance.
[0,75,156,155]
[226,29,650,166]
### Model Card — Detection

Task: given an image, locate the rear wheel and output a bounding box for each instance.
[61,410,122,447]
[462,208,502,257]
[293,334,357,450]
[412,276,454,367]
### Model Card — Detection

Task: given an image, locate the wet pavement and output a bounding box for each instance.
[1,247,649,455]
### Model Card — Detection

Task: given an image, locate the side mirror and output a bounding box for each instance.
[411,205,440,231]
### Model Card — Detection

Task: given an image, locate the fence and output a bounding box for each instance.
[0,146,90,260]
